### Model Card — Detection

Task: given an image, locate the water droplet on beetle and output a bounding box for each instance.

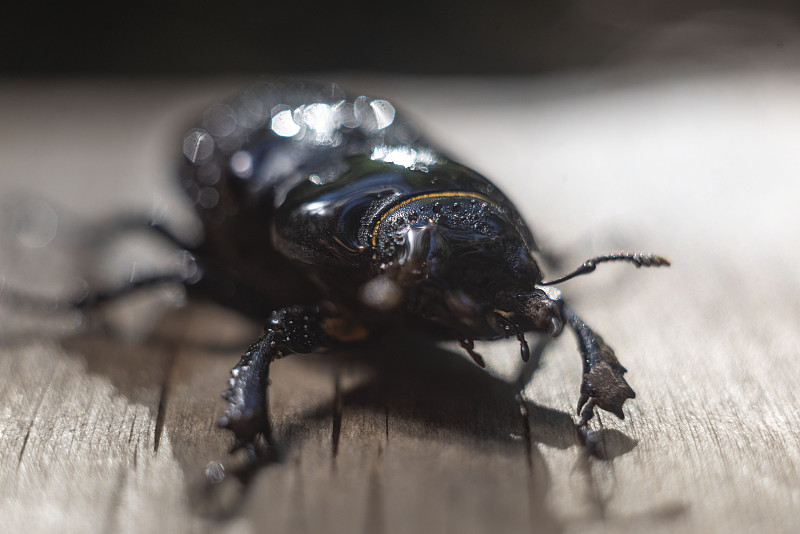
[205,461,225,484]
[183,129,214,163]
[230,150,254,178]
[370,99,396,129]
[271,108,301,137]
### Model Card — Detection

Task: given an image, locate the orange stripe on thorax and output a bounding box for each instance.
[371,191,493,247]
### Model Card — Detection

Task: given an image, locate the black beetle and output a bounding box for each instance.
[170,80,668,452]
[7,80,668,453]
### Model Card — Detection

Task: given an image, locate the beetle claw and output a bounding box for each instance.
[576,391,590,416]
[548,317,563,337]
[219,404,271,455]
[229,438,260,459]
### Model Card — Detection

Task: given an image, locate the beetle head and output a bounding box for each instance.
[372,195,563,339]
[500,286,564,337]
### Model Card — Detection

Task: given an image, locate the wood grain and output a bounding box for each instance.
[1,71,799,533]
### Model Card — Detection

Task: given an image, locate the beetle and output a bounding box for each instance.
[6,80,668,453]
[169,80,668,452]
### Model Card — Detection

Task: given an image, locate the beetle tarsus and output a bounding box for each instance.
[576,396,598,427]
[493,313,530,362]
[518,334,530,362]
[220,305,332,453]
[556,301,635,424]
[459,337,486,368]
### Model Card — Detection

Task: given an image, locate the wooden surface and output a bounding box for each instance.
[1,69,799,533]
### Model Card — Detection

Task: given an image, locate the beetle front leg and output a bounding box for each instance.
[557,302,635,428]
[219,305,333,455]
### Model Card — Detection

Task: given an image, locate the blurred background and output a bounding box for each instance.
[3,0,800,76]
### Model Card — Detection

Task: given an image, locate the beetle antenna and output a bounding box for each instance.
[540,252,670,286]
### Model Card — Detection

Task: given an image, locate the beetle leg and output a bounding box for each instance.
[0,273,189,314]
[1,214,200,315]
[458,337,486,368]
[557,301,635,428]
[494,313,530,363]
[219,305,333,455]
[2,253,266,319]
[86,214,197,250]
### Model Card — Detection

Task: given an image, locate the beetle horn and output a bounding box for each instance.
[540,252,670,286]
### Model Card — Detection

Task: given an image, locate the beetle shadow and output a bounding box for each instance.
[27,305,645,528]
[280,335,638,460]
[193,334,641,524]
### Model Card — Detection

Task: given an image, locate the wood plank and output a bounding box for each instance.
[1,71,800,533]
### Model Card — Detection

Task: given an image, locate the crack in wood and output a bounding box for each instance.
[128,412,137,445]
[331,369,343,460]
[518,396,534,477]
[518,395,564,534]
[361,444,385,534]
[153,353,176,454]
[17,366,56,466]
[384,405,389,442]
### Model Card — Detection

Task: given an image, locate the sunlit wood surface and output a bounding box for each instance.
[1,71,799,533]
